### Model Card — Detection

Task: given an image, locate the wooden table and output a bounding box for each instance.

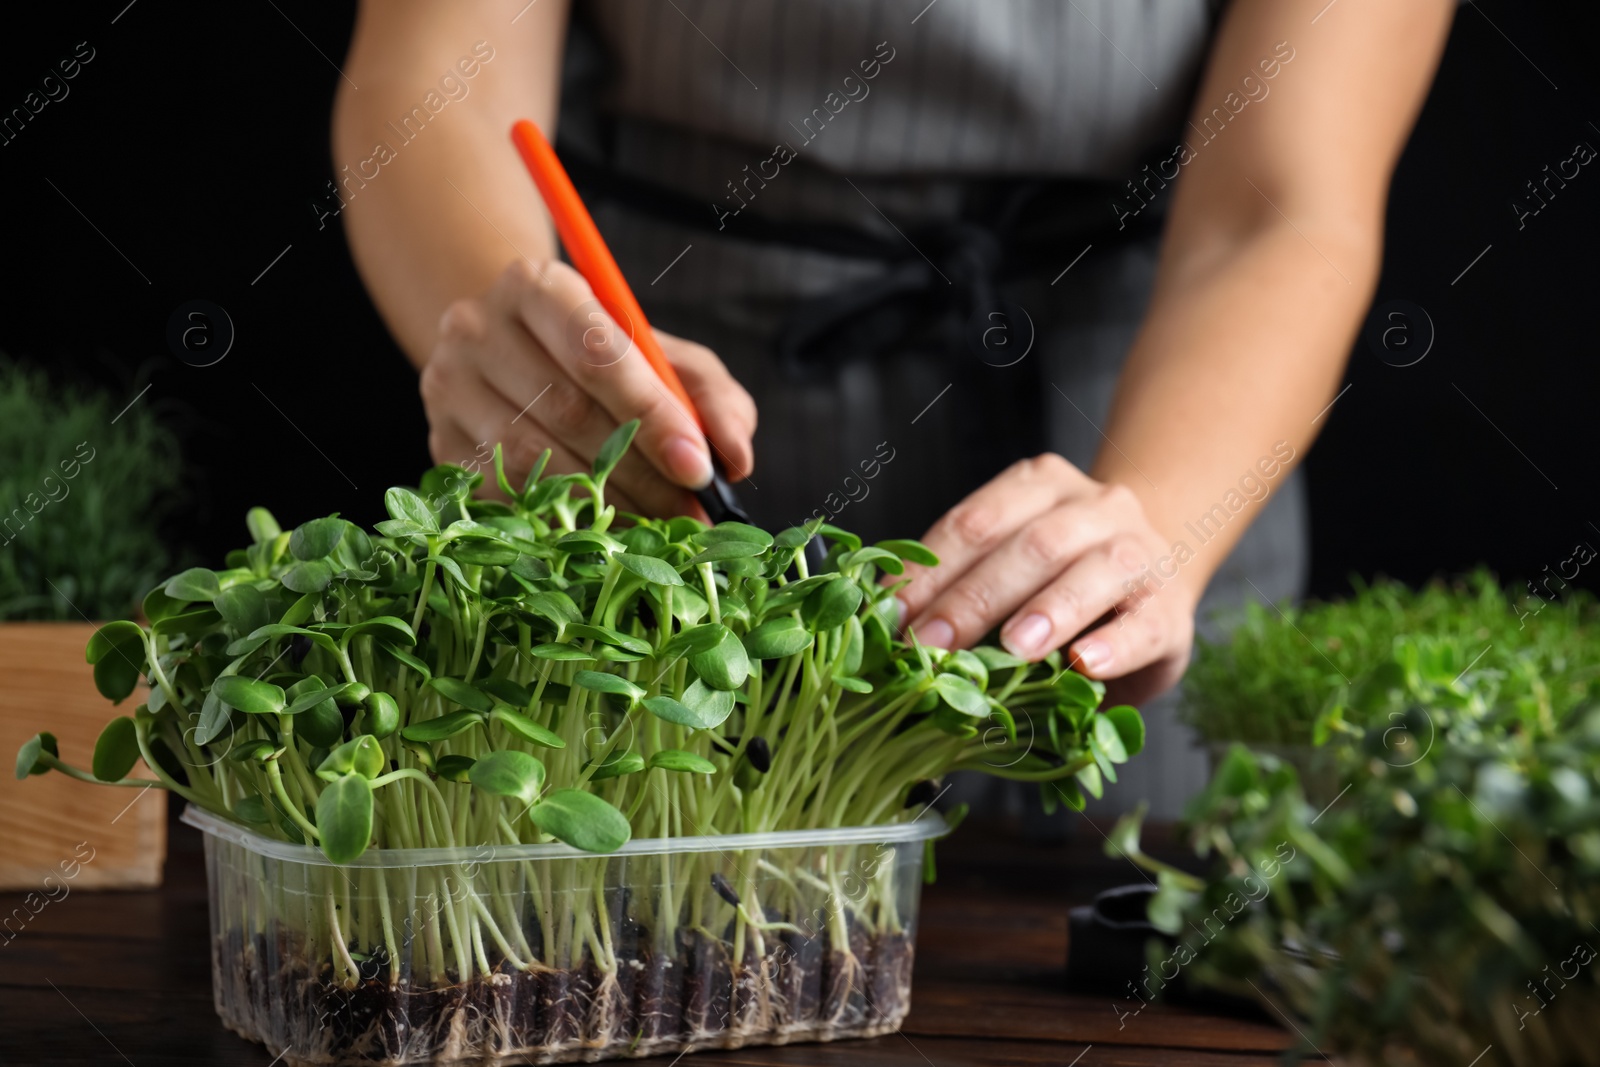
[0,812,1303,1065]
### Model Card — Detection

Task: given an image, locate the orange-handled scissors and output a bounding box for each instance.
[510,119,750,524]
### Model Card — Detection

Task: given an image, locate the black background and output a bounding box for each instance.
[0,2,1595,603]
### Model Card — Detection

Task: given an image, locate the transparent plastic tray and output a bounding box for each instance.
[182,804,946,1065]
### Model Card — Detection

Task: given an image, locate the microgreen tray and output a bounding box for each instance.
[184,804,946,1065]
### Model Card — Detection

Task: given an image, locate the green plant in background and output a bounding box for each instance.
[0,358,183,620]
[17,421,1143,1052]
[1120,607,1600,1067]
[1182,571,1600,746]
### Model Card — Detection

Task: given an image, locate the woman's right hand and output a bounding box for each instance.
[420,257,757,517]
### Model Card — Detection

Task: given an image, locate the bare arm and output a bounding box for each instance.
[335,0,567,363]
[1095,0,1455,585]
[335,0,755,515]
[899,0,1454,703]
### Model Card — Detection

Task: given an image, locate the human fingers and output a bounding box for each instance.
[496,259,716,489]
[995,532,1164,664]
[430,272,691,515]
[904,499,1122,651]
[659,331,757,482]
[897,454,1092,632]
[1070,602,1194,707]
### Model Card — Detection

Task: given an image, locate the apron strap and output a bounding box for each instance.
[557,140,1170,374]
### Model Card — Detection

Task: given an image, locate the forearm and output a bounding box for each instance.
[1092,218,1377,599]
[335,103,557,365]
[331,0,753,508]
[1090,0,1452,605]
[333,0,568,367]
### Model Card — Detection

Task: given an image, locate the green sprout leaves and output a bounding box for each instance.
[838,546,904,575]
[230,740,281,764]
[802,578,863,632]
[15,732,57,779]
[364,692,400,739]
[342,616,417,646]
[289,517,346,561]
[282,677,343,747]
[649,749,716,774]
[528,789,631,853]
[568,625,650,655]
[283,681,357,716]
[194,692,230,746]
[1101,705,1145,758]
[688,540,765,566]
[33,411,1143,880]
[1054,670,1106,711]
[615,552,684,587]
[317,736,385,782]
[450,539,520,567]
[213,676,286,716]
[642,695,703,729]
[245,507,281,544]
[381,643,433,679]
[436,754,475,782]
[92,717,140,782]
[491,708,566,749]
[697,521,772,548]
[559,530,623,557]
[586,752,646,781]
[213,584,269,635]
[689,625,749,690]
[281,560,333,594]
[876,539,939,567]
[469,750,546,807]
[85,621,146,703]
[383,487,438,533]
[230,623,337,659]
[574,670,645,704]
[315,772,373,864]
[532,643,593,663]
[591,420,637,484]
[401,711,483,743]
[478,678,534,708]
[933,673,989,718]
[645,679,735,731]
[742,617,813,660]
[164,567,221,603]
[427,676,494,714]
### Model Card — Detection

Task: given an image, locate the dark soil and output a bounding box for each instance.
[775,926,825,1028]
[677,926,732,1038]
[218,919,916,1064]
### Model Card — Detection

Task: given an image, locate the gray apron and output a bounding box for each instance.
[560,0,1306,821]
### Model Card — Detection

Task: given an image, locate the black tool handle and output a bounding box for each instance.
[693,463,828,572]
[694,464,752,525]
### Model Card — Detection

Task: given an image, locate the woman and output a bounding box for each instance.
[334,0,1453,817]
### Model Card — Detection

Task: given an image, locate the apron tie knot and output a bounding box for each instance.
[776,218,1008,375]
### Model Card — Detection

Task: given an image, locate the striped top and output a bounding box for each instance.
[559,1,1227,324]
[573,0,1222,186]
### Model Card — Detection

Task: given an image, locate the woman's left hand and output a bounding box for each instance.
[894,453,1195,706]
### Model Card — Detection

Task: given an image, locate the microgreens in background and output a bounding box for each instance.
[0,358,183,620]
[1182,571,1600,747]
[1120,575,1600,1067]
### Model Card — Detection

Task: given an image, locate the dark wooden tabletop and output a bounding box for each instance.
[0,813,1303,1066]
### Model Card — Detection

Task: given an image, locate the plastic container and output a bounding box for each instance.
[182,805,946,1065]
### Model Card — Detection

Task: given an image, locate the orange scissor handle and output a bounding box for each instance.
[510,119,704,432]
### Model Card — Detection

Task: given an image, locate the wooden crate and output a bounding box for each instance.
[0,622,165,890]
